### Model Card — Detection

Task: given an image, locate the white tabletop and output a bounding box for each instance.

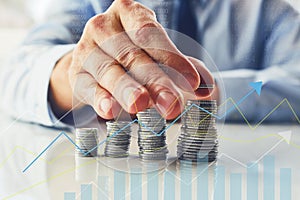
[0,111,299,200]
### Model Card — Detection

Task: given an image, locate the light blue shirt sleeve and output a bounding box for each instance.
[0,0,95,127]
[0,0,299,126]
[203,0,300,123]
[174,0,300,123]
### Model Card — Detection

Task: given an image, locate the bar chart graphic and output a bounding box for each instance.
[64,155,292,200]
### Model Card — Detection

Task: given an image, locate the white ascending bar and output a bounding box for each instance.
[180,161,192,200]
[214,166,225,200]
[230,173,242,200]
[64,192,75,200]
[164,170,175,200]
[98,176,109,200]
[81,184,92,200]
[263,156,275,200]
[114,170,125,199]
[280,168,291,200]
[197,161,208,200]
[148,168,159,200]
[247,163,258,200]
[131,168,142,200]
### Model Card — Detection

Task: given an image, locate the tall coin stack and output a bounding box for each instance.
[104,121,131,158]
[177,100,218,162]
[137,108,168,160]
[75,128,99,157]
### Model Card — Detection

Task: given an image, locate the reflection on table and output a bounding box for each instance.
[0,112,299,199]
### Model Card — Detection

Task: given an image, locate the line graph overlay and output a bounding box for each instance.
[3,128,296,199]
[22,132,82,172]
[22,81,300,173]
[2,128,298,174]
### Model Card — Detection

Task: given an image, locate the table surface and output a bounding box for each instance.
[0,111,299,200]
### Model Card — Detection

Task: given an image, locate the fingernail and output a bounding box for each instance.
[123,87,142,107]
[100,98,112,114]
[155,91,177,116]
[181,72,200,91]
[195,88,211,97]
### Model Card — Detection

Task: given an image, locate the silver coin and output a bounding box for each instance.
[104,121,132,158]
[75,128,99,157]
[177,100,218,162]
[198,84,215,89]
[137,108,168,161]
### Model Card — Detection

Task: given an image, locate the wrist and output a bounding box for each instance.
[49,51,74,117]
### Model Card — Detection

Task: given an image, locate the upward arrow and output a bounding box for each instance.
[218,81,263,118]
[278,130,292,144]
[249,81,263,96]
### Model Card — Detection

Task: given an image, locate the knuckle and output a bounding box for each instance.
[75,73,95,97]
[160,54,174,66]
[132,3,155,18]
[134,21,159,46]
[117,47,143,69]
[86,14,107,32]
[73,40,90,64]
[95,61,117,83]
[116,0,133,7]
[76,41,86,52]
[143,73,168,91]
[147,9,156,18]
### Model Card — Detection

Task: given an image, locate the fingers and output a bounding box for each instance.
[83,48,151,114]
[187,57,216,99]
[109,0,200,91]
[72,35,151,115]
[69,71,122,119]
[84,12,184,119]
[70,0,215,120]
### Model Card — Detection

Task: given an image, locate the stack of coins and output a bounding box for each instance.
[177,100,218,162]
[104,121,132,158]
[137,108,168,160]
[75,128,99,157]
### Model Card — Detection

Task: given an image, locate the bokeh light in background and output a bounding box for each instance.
[0,0,31,28]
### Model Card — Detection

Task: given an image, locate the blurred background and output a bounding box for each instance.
[0,0,300,67]
[0,0,51,65]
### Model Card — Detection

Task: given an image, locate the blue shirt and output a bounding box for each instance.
[1,0,300,127]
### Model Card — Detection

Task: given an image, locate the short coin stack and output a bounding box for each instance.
[104,121,131,158]
[137,108,168,160]
[177,100,218,162]
[75,128,99,157]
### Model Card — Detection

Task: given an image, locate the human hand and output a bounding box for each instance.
[67,0,213,120]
